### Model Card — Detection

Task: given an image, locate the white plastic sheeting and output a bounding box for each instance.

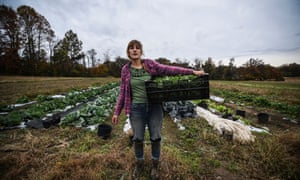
[196,106,255,144]
[210,95,225,103]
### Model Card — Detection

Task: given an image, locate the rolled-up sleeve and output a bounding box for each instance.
[147,60,194,76]
[114,78,125,115]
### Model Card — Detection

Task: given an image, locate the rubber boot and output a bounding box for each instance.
[150,159,159,180]
[132,159,144,180]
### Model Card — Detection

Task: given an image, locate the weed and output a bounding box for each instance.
[99,143,111,153]
[253,135,299,179]
[69,130,97,152]
[227,162,240,172]
[209,159,221,168]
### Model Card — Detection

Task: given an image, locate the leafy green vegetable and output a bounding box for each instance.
[16,96,30,104]
[60,87,119,127]
[153,75,198,84]
[1,82,119,127]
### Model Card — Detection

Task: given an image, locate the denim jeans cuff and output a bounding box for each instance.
[135,157,144,161]
[151,156,159,161]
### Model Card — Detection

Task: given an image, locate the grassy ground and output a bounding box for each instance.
[0,76,300,179]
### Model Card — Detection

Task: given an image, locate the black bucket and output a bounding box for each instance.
[236,110,246,117]
[97,124,112,139]
[257,113,269,123]
[42,114,61,129]
[197,101,208,109]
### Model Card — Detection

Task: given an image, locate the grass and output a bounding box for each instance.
[1,115,299,179]
[0,76,300,179]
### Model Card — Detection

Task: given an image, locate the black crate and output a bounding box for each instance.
[145,74,209,103]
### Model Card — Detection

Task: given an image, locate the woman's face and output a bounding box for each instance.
[128,44,142,60]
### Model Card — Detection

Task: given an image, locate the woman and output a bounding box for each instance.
[112,40,205,179]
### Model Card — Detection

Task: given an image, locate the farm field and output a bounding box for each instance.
[0,76,119,105]
[210,77,300,120]
[0,76,299,179]
[211,78,300,106]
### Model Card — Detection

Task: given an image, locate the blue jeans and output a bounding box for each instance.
[130,103,163,160]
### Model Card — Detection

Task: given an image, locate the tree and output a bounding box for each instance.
[103,56,128,77]
[94,64,109,77]
[214,61,225,80]
[193,57,203,70]
[17,5,39,74]
[36,14,53,61]
[261,64,284,81]
[17,5,55,75]
[87,48,97,67]
[224,57,236,80]
[46,29,55,63]
[52,40,68,76]
[278,63,300,77]
[203,57,216,79]
[0,5,20,74]
[155,57,171,65]
[172,58,190,68]
[103,49,112,63]
[52,30,83,76]
[63,30,83,64]
[244,58,264,67]
[240,58,283,80]
[241,58,264,80]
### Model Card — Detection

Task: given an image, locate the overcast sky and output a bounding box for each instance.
[4,0,300,66]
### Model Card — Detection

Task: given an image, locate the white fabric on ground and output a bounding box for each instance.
[196,106,255,144]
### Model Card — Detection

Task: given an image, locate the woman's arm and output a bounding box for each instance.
[146,59,205,76]
[113,68,127,116]
[192,70,206,76]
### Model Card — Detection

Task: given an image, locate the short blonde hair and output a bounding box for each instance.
[126,40,143,59]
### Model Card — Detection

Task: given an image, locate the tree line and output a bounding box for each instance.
[1,5,299,79]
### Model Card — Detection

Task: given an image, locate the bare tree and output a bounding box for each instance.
[17,5,55,74]
[0,5,20,74]
[87,48,97,67]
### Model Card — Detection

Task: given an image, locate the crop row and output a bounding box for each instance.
[211,88,300,118]
[60,87,119,127]
[0,82,119,127]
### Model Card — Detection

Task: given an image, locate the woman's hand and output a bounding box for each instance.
[112,115,119,125]
[192,70,206,76]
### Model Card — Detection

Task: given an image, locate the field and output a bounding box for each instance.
[210,77,300,120]
[0,76,119,105]
[0,76,300,179]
